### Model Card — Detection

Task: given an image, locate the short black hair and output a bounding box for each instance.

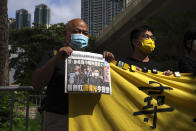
[130,25,154,49]
[184,28,196,53]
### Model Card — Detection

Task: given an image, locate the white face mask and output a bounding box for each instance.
[75,72,79,75]
[192,40,196,52]
[94,73,99,77]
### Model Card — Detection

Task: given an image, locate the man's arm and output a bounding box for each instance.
[32,46,73,90]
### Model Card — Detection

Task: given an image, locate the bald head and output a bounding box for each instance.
[66,18,87,31]
[64,18,88,45]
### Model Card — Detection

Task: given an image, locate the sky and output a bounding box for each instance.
[8,0,81,24]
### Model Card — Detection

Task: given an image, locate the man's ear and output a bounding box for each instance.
[64,31,71,45]
[133,39,141,48]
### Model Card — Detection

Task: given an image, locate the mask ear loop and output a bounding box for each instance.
[136,39,142,47]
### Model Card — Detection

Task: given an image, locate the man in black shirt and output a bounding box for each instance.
[89,69,103,86]
[126,57,162,71]
[32,18,115,131]
[125,25,173,75]
[72,65,86,85]
[178,28,196,75]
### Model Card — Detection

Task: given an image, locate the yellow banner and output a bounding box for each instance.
[69,62,196,131]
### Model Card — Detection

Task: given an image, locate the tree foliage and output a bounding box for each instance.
[9,23,65,85]
[0,93,10,128]
[0,91,43,130]
[9,23,96,85]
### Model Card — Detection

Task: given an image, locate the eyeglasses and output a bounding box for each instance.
[141,34,156,40]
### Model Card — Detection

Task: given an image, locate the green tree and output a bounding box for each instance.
[9,23,96,85]
[9,23,66,85]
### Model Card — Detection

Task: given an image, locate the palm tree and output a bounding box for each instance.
[0,0,9,87]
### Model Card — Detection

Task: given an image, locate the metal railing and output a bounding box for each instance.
[0,86,45,131]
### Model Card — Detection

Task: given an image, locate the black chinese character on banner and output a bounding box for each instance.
[133,81,174,129]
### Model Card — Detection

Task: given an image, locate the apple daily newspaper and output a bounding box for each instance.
[65,51,112,94]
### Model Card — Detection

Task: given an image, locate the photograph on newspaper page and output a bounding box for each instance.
[65,51,112,94]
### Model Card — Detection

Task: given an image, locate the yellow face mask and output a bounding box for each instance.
[139,38,155,54]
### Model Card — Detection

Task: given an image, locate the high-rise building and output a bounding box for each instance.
[34,4,51,26]
[81,0,124,36]
[8,18,16,30]
[16,9,31,29]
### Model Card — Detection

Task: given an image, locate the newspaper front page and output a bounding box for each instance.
[65,51,112,94]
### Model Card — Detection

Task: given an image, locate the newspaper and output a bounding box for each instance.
[65,51,112,94]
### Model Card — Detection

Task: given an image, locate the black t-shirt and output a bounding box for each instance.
[37,49,68,115]
[123,57,163,71]
[178,56,196,74]
[89,77,104,86]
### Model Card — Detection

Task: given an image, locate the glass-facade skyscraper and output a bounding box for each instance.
[16,9,31,29]
[81,0,124,36]
[34,4,51,26]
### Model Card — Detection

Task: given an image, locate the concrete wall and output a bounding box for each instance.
[94,0,196,70]
[145,0,196,70]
